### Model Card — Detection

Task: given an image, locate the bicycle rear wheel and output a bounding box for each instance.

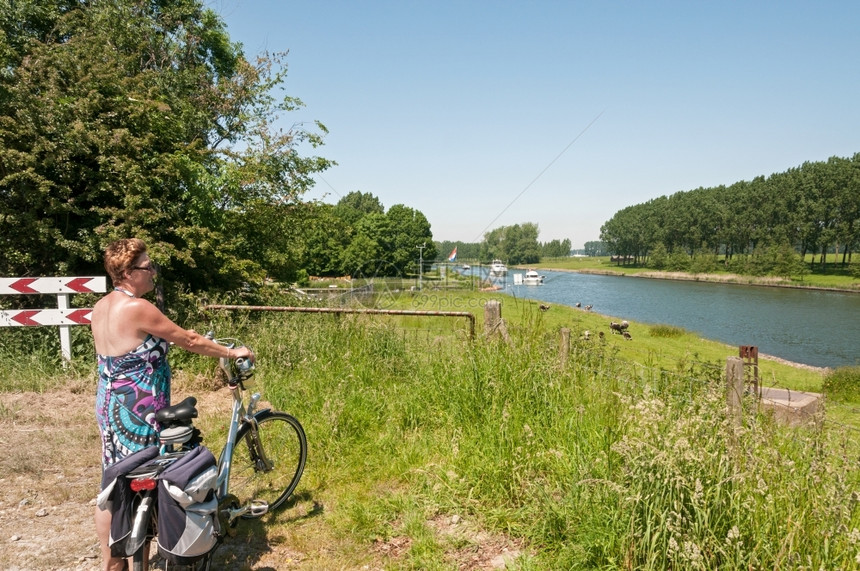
[132,520,215,571]
[163,555,212,570]
[165,555,213,570]
[228,410,307,515]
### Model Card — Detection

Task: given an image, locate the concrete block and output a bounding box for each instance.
[759,387,823,427]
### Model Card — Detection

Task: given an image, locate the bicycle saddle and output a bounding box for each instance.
[155,396,198,424]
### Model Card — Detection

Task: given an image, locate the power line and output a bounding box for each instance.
[473,109,605,242]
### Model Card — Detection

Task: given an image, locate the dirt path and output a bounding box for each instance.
[0,389,102,570]
[0,377,525,570]
[0,387,294,570]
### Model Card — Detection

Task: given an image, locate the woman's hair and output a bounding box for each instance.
[104,238,147,284]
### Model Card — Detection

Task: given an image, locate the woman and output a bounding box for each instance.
[91,238,253,571]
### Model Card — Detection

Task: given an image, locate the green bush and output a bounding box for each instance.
[822,366,860,402]
[667,250,691,271]
[649,324,687,338]
[689,252,718,273]
[649,242,668,270]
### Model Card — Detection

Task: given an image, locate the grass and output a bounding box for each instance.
[242,308,860,569]
[3,290,860,569]
[393,289,823,392]
[0,326,94,393]
[823,367,860,403]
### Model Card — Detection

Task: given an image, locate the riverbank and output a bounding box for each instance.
[505,266,856,371]
[757,352,830,373]
[542,266,860,294]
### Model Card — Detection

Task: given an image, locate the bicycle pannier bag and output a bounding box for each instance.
[96,446,160,557]
[156,445,219,564]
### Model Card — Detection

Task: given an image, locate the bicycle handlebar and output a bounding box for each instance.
[204,331,256,383]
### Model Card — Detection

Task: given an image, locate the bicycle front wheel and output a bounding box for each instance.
[229,410,307,516]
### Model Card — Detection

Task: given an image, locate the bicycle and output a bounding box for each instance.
[120,335,308,570]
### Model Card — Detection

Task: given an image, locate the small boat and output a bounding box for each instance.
[522,269,544,285]
[489,259,507,276]
[462,264,471,271]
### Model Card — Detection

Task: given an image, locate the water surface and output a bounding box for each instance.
[461,267,860,369]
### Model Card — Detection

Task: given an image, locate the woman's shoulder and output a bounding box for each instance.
[94,291,147,315]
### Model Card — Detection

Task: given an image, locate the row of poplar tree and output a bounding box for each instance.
[599,154,860,273]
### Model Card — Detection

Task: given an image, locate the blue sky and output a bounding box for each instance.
[212,1,859,248]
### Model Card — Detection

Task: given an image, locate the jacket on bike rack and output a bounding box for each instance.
[96,446,160,557]
[156,445,219,564]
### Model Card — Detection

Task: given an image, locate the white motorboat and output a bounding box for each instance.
[489,259,507,276]
[522,269,544,285]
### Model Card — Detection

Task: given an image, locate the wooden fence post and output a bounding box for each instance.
[484,300,500,331]
[726,356,744,426]
[483,300,509,342]
[559,327,570,366]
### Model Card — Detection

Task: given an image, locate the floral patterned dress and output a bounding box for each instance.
[95,335,170,468]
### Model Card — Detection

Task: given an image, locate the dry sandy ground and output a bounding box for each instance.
[0,386,319,570]
[0,389,103,571]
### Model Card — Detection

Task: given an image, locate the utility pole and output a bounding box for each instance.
[417,242,426,290]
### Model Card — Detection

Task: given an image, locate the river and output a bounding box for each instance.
[457,267,860,369]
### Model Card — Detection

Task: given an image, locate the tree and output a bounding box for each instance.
[435,240,482,261]
[507,223,541,264]
[601,205,651,263]
[649,242,668,269]
[341,212,388,276]
[333,191,384,227]
[327,193,436,277]
[298,203,350,277]
[481,223,541,264]
[385,204,435,274]
[583,241,607,257]
[541,238,572,258]
[0,0,332,292]
[598,154,860,276]
[771,243,808,280]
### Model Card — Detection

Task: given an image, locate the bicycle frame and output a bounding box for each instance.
[125,382,269,558]
[216,381,271,522]
[124,335,305,569]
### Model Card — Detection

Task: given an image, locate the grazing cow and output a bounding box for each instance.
[583,330,591,340]
[539,304,551,312]
[575,302,581,308]
[598,331,605,339]
[585,305,593,311]
[609,321,623,334]
[622,331,632,340]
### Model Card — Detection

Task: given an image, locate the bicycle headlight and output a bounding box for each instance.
[233,357,255,380]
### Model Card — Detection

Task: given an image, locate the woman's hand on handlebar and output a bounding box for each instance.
[232,345,255,363]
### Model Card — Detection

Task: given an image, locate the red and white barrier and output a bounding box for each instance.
[0,276,107,361]
[0,277,105,295]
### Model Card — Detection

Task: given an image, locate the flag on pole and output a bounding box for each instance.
[447,247,457,262]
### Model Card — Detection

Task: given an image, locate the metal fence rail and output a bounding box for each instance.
[203,304,476,340]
